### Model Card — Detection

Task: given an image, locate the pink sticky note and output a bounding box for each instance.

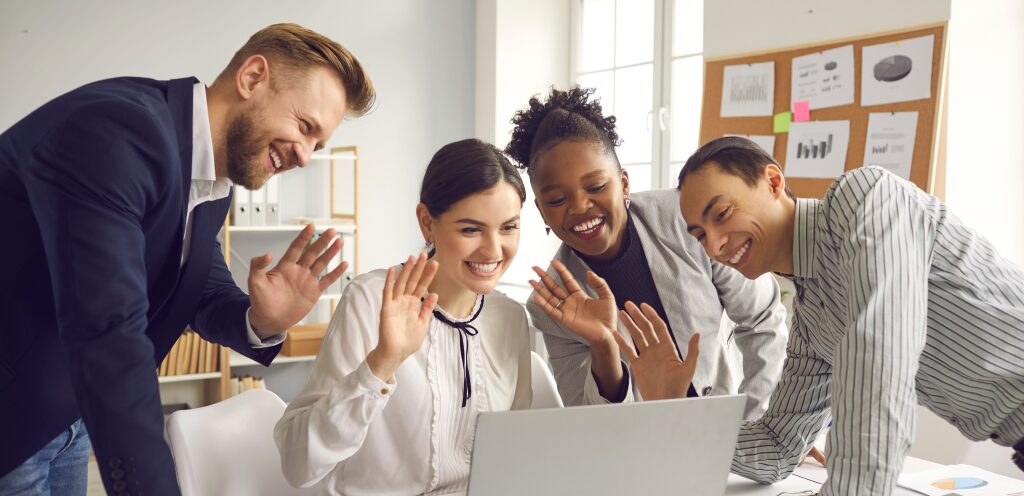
[793,101,810,122]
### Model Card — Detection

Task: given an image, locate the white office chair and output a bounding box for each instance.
[530,351,564,408]
[165,389,318,496]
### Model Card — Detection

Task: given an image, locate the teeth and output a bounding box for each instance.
[572,217,604,233]
[729,240,751,265]
[270,149,282,169]
[467,261,499,273]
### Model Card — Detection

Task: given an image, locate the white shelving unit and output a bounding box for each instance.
[157,146,359,408]
[158,372,221,384]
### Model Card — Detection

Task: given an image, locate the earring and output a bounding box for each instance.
[425,239,435,252]
[545,226,551,235]
[624,194,631,209]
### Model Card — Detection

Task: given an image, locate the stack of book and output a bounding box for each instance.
[229,374,266,397]
[157,330,221,376]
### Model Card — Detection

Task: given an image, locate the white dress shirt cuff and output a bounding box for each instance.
[245,307,287,348]
[356,360,397,399]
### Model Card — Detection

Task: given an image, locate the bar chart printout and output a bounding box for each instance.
[796,134,834,159]
[784,120,850,179]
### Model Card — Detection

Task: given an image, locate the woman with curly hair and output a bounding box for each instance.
[508,87,788,418]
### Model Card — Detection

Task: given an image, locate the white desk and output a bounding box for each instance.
[724,456,945,495]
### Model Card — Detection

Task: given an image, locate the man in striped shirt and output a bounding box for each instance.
[670,137,1024,494]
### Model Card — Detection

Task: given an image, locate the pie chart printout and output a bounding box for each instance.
[874,55,913,82]
[931,476,989,490]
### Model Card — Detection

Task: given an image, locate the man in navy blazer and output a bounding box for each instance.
[0,24,375,495]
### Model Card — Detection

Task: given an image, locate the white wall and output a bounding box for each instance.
[476,0,571,291]
[945,0,1024,267]
[0,0,476,272]
[704,0,950,58]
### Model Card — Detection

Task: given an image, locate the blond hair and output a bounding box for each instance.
[220,23,375,116]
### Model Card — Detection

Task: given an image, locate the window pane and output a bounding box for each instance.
[577,70,615,116]
[614,64,653,164]
[624,164,652,193]
[580,0,615,72]
[668,161,684,189]
[670,55,703,162]
[673,0,703,56]
[615,0,654,66]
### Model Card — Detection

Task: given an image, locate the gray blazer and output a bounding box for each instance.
[527,189,788,418]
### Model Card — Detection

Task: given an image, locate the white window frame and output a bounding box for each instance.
[570,0,703,190]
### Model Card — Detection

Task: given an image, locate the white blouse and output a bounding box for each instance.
[274,268,533,495]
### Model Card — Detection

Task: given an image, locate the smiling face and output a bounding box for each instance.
[531,140,628,262]
[419,182,523,296]
[677,163,794,279]
[227,63,347,189]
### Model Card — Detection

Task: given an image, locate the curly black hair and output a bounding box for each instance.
[504,86,622,175]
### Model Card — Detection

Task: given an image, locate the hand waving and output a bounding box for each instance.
[614,301,700,401]
[248,224,347,334]
[529,260,617,347]
[367,253,439,382]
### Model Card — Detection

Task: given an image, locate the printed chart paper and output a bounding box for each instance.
[726,134,777,156]
[791,45,855,110]
[720,62,775,117]
[864,112,918,180]
[861,35,934,106]
[784,120,850,179]
[898,464,1024,496]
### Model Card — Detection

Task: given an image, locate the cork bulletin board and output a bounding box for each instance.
[700,24,948,199]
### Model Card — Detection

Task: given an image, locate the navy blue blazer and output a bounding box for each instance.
[0,77,281,494]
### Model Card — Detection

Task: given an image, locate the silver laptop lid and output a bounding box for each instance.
[468,394,746,496]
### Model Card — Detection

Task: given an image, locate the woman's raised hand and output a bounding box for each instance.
[367,253,439,382]
[529,260,618,347]
[614,301,700,401]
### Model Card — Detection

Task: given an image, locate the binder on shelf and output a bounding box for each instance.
[232,185,251,226]
[166,337,180,375]
[265,175,281,225]
[188,332,201,374]
[197,337,207,373]
[250,185,266,226]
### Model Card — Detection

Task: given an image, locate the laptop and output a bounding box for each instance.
[467,394,746,495]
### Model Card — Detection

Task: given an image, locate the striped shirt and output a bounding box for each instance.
[731,167,1024,495]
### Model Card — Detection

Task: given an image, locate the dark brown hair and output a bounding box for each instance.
[420,139,526,218]
[677,136,795,199]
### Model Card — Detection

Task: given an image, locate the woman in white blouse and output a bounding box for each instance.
[274,139,535,495]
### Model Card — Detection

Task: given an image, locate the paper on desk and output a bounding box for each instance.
[726,473,820,494]
[897,464,1024,496]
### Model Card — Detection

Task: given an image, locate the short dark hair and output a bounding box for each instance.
[505,86,621,175]
[420,139,526,218]
[676,136,795,199]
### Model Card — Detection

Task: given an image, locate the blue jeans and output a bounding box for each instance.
[0,419,91,495]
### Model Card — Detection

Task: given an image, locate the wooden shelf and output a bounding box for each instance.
[158,372,221,383]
